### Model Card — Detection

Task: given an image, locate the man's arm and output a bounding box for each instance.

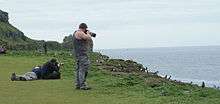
[75,31,92,40]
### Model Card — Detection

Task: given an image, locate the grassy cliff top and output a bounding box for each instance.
[0,51,220,104]
[0,10,75,51]
[0,10,36,49]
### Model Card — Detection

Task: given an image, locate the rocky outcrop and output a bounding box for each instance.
[62,35,74,50]
[0,10,9,23]
[0,9,92,51]
[93,53,147,73]
[0,9,36,50]
[0,10,24,38]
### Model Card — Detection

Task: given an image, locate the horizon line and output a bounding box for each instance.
[95,45,220,50]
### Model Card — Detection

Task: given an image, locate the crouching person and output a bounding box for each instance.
[10,59,62,81]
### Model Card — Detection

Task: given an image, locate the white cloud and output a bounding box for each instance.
[1,0,220,49]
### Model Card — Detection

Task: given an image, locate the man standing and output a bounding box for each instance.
[73,23,93,90]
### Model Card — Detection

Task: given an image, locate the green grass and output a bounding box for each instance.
[0,52,220,104]
[0,21,28,46]
[0,22,19,33]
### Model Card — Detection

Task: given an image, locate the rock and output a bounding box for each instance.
[153,71,159,75]
[0,10,9,23]
[62,34,74,50]
[145,70,148,73]
[126,60,137,64]
[101,55,109,60]
[168,76,171,80]
[100,59,105,63]
[145,67,148,70]
[112,69,116,72]
[0,46,7,54]
[164,75,167,79]
[0,9,79,51]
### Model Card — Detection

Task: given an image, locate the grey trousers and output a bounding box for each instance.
[18,72,38,81]
[75,55,90,88]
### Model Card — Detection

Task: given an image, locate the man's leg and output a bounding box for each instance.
[78,63,89,87]
[75,60,80,89]
[11,72,37,81]
[77,55,91,90]
[85,70,88,81]
[11,73,26,81]
[23,72,38,81]
[82,64,89,86]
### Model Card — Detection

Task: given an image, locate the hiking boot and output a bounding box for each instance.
[80,86,91,90]
[11,73,17,81]
[75,86,80,90]
[75,84,81,90]
[20,77,27,81]
[11,73,26,81]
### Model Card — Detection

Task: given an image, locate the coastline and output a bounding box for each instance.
[1,51,220,104]
[97,46,220,88]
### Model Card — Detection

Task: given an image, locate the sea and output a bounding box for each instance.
[98,46,220,87]
[1,0,220,87]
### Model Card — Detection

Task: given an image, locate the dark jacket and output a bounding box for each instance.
[32,60,60,79]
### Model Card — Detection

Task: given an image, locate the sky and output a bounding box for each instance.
[0,0,220,49]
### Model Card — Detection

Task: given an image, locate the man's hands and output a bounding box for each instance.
[58,63,64,70]
[75,30,92,40]
[86,30,91,35]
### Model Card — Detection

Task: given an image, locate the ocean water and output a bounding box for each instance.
[99,46,220,87]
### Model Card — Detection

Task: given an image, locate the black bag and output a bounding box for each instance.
[43,71,61,79]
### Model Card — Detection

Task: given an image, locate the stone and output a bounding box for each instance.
[0,10,9,23]
[168,76,171,80]
[164,75,167,79]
